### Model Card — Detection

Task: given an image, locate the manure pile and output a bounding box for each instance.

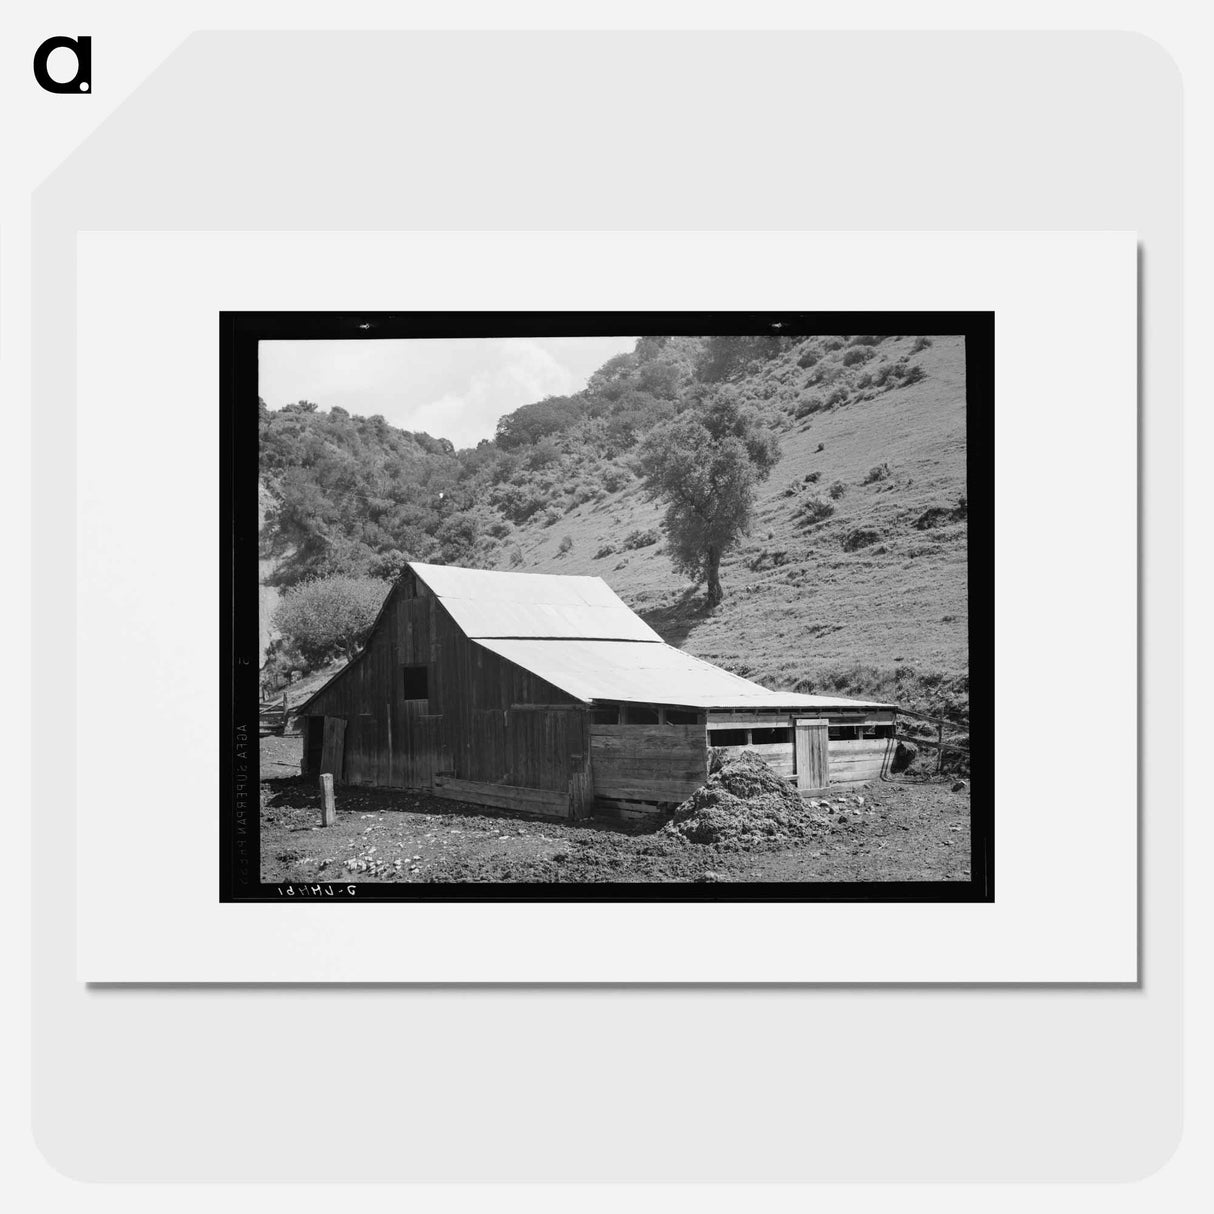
[663,751,830,846]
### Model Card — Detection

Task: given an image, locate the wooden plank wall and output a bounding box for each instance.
[431,777,569,816]
[302,569,588,795]
[589,724,708,804]
[705,710,896,789]
[828,738,896,784]
[709,741,794,778]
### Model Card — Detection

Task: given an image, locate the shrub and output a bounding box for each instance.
[855,371,873,389]
[827,480,847,500]
[863,462,891,484]
[911,336,933,353]
[490,482,547,524]
[557,534,573,555]
[915,497,967,529]
[822,337,846,352]
[799,497,835,525]
[797,349,820,369]
[526,436,562,469]
[593,543,616,559]
[794,394,825,418]
[849,334,883,346]
[841,527,882,552]
[272,574,389,668]
[891,740,918,774]
[508,545,524,567]
[747,547,790,571]
[600,464,631,493]
[914,506,951,530]
[842,345,875,366]
[825,386,850,408]
[803,471,821,484]
[434,513,481,564]
[487,520,511,539]
[622,527,660,550]
[541,508,560,527]
[867,358,917,389]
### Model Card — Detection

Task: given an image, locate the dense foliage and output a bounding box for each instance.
[258,331,928,618]
[635,391,780,606]
[257,336,715,586]
[269,574,390,674]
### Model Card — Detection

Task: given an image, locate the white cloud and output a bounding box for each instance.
[409,340,580,448]
[259,335,637,448]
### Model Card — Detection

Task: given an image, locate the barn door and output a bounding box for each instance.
[319,716,347,782]
[301,716,325,776]
[794,718,829,792]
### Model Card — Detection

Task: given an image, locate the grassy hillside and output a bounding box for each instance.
[259,333,969,720]
[474,335,968,717]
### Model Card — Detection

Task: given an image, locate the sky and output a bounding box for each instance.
[258,336,638,449]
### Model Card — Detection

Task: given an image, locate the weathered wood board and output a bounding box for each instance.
[709,741,795,778]
[795,718,829,791]
[589,723,708,804]
[706,714,796,730]
[827,737,896,782]
[432,777,569,818]
[319,715,347,780]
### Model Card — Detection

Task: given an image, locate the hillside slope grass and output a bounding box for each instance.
[260,333,971,723]
[491,335,969,720]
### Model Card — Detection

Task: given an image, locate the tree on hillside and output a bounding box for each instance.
[271,574,389,669]
[494,395,583,449]
[695,335,792,382]
[636,392,780,607]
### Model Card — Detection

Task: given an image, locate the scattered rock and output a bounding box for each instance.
[951,780,968,793]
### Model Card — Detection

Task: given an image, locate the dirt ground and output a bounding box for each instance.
[259,734,971,885]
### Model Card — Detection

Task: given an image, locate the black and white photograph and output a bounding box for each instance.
[223,311,991,900]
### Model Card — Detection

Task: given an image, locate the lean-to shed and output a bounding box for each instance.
[294,563,898,818]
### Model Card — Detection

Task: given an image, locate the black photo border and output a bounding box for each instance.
[221,311,993,903]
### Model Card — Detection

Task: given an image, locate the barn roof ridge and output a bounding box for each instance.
[294,561,895,714]
[410,560,663,643]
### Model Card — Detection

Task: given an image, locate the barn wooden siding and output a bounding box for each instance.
[588,724,709,805]
[706,709,897,787]
[827,738,896,784]
[302,570,590,802]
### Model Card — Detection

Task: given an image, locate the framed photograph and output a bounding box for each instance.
[222,310,993,903]
[75,228,1134,982]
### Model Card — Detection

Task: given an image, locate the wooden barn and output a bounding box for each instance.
[294,563,898,819]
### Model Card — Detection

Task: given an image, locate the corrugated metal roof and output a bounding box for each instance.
[473,638,895,711]
[410,562,662,642]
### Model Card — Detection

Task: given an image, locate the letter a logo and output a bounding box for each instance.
[33,36,92,93]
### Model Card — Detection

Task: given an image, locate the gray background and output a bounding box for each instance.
[32,31,1180,1180]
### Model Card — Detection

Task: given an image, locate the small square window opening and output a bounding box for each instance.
[402,664,429,700]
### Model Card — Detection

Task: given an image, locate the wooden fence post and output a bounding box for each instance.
[936,721,945,773]
[320,773,337,827]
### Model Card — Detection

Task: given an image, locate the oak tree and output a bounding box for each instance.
[636,392,779,607]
